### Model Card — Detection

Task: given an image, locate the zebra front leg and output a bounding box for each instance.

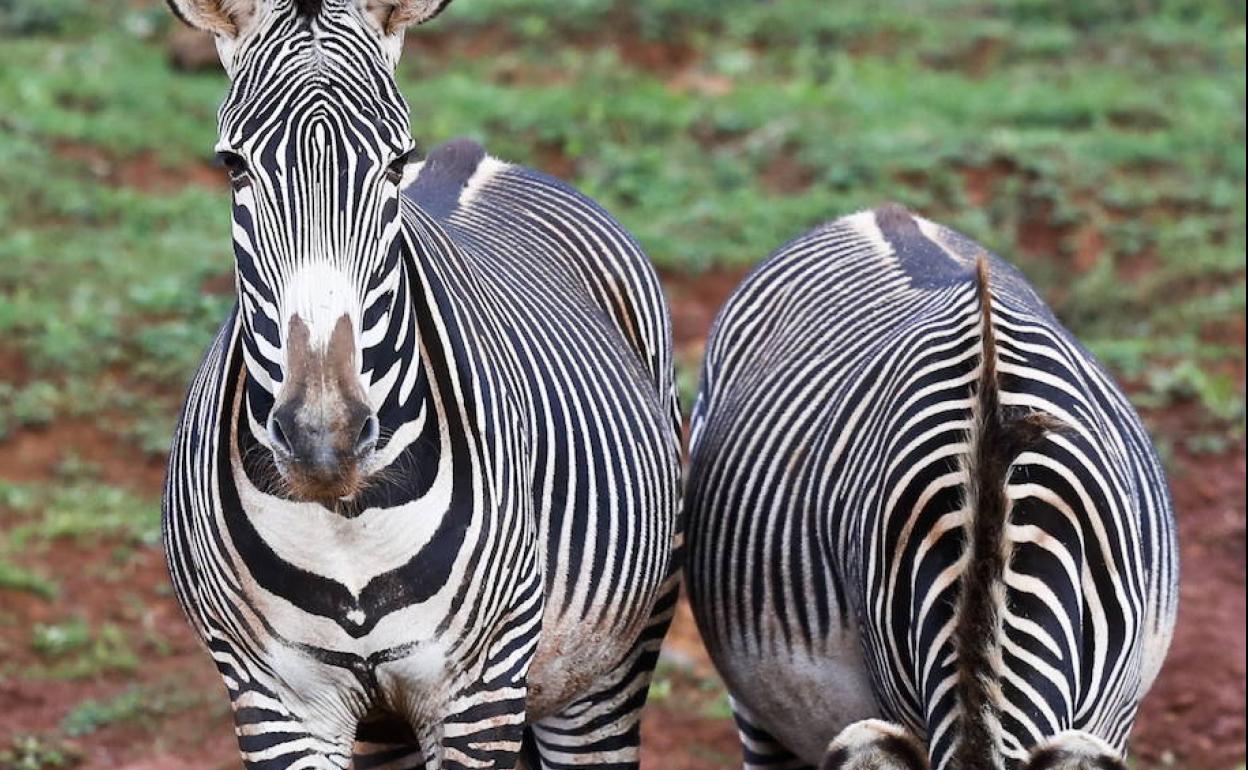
[528,581,679,769]
[386,622,535,770]
[206,633,367,770]
[404,681,528,770]
[731,701,815,770]
[224,679,358,770]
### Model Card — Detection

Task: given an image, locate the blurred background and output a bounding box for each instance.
[0,1,1243,768]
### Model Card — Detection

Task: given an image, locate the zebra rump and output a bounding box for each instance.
[684,203,1178,770]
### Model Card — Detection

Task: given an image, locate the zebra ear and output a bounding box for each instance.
[361,0,453,35]
[164,0,259,37]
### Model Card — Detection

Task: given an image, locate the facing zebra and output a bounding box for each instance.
[684,205,1178,770]
[161,2,682,768]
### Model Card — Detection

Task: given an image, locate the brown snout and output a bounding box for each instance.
[268,314,378,503]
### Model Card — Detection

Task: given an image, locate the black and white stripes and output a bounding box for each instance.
[684,205,1177,769]
[162,2,680,768]
[158,2,1178,768]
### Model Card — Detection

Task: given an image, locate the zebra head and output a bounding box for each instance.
[168,0,450,503]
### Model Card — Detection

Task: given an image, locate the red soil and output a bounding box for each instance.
[0,119,1242,768]
[3,276,1243,769]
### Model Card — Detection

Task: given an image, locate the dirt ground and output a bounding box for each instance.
[0,267,1243,769]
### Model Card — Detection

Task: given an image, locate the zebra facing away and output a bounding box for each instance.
[684,204,1178,770]
[161,1,682,768]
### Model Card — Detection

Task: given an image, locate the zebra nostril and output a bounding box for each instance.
[268,414,294,457]
[354,414,379,456]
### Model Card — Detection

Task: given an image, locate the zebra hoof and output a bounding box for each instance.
[821,719,928,770]
[1023,731,1126,770]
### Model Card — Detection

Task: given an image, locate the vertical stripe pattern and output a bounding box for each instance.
[684,205,1178,769]
[162,3,681,769]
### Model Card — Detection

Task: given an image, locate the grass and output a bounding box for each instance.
[0,0,1241,435]
[60,682,205,737]
[0,0,1243,765]
[0,475,160,600]
[0,735,81,770]
[26,618,138,680]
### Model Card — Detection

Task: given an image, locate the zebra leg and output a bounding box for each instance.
[528,579,679,769]
[404,683,526,763]
[731,701,814,770]
[224,679,357,770]
[820,720,926,770]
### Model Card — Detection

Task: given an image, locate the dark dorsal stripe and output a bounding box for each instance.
[405,138,487,220]
[874,202,971,290]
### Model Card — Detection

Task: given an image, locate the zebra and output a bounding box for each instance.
[160,2,682,768]
[683,204,1178,770]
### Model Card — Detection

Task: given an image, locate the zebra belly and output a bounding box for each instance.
[717,631,881,765]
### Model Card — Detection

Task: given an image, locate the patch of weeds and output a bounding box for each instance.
[1184,432,1235,455]
[1140,360,1245,424]
[0,381,61,438]
[0,560,58,599]
[28,619,138,680]
[31,618,91,658]
[701,691,734,720]
[0,0,90,37]
[5,482,160,548]
[0,735,81,770]
[648,671,673,702]
[675,360,700,419]
[60,682,204,737]
[0,484,55,597]
[140,627,174,658]
[0,481,37,512]
[122,406,177,458]
[60,689,147,736]
[52,454,100,483]
[688,744,737,767]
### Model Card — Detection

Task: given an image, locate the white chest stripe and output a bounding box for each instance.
[231,426,454,597]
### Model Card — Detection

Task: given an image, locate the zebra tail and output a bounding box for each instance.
[953,255,1065,769]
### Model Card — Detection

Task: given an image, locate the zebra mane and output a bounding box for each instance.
[954,255,1065,769]
[295,0,324,17]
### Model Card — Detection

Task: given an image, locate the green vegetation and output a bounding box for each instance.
[0,0,1241,439]
[61,683,204,737]
[0,735,80,770]
[0,473,160,600]
[27,617,138,680]
[0,0,1242,763]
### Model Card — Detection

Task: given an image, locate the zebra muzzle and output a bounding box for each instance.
[267,314,378,504]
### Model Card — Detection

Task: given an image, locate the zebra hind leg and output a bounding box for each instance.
[1021,731,1126,770]
[819,720,926,770]
[731,701,815,770]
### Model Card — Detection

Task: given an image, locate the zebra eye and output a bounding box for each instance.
[384,149,415,185]
[215,150,250,187]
